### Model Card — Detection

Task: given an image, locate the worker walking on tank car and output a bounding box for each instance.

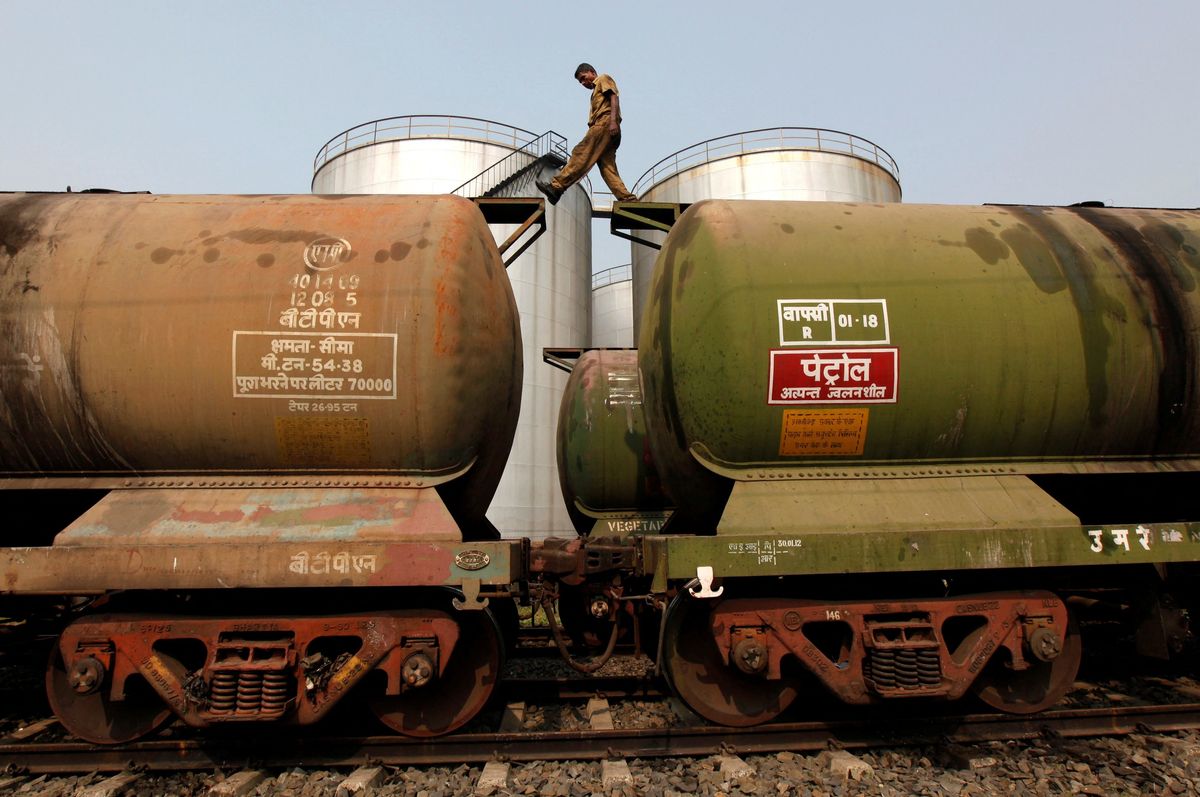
[536,63,637,205]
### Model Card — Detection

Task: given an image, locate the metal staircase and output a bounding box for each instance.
[452,131,567,198]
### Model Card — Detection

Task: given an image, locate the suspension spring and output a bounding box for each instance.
[261,672,289,713]
[865,651,895,687]
[210,672,237,713]
[894,649,920,686]
[866,649,941,690]
[917,651,942,683]
[236,672,263,713]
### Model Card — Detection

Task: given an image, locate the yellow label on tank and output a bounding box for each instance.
[276,417,370,466]
[779,409,868,456]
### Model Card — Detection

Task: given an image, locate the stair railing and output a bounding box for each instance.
[452,131,568,198]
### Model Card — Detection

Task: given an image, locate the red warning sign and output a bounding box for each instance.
[768,348,898,404]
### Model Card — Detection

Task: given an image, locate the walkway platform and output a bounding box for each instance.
[605,202,691,249]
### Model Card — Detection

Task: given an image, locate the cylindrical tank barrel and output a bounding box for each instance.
[556,350,669,533]
[0,193,522,536]
[638,200,1200,526]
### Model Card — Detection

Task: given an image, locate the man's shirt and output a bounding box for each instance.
[588,74,622,127]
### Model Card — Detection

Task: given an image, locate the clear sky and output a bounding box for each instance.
[5,0,1197,269]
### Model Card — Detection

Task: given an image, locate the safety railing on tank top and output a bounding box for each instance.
[592,264,632,290]
[630,127,901,197]
[451,131,569,198]
[312,115,545,175]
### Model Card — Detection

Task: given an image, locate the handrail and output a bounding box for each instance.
[592,264,632,289]
[452,131,568,198]
[313,115,543,175]
[631,127,901,196]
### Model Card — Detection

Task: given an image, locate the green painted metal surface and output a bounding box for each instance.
[638,200,1200,529]
[714,476,1079,535]
[556,349,671,533]
[644,521,1200,588]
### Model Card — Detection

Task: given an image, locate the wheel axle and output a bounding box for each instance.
[68,657,106,695]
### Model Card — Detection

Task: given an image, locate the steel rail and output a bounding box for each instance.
[501,675,664,702]
[4,702,1198,775]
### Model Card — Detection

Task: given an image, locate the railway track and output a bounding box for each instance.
[2,690,1198,775]
[4,640,1200,792]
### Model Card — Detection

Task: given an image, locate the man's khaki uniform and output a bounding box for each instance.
[550,74,637,200]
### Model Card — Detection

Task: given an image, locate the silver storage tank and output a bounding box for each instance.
[590,264,634,348]
[629,127,902,338]
[313,115,590,537]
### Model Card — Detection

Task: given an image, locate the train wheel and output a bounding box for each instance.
[661,595,800,726]
[369,608,502,737]
[46,644,173,745]
[972,617,1082,713]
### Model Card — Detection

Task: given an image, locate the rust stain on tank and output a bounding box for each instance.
[256,253,275,268]
[432,215,468,355]
[476,229,496,280]
[434,277,460,355]
[439,216,464,263]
